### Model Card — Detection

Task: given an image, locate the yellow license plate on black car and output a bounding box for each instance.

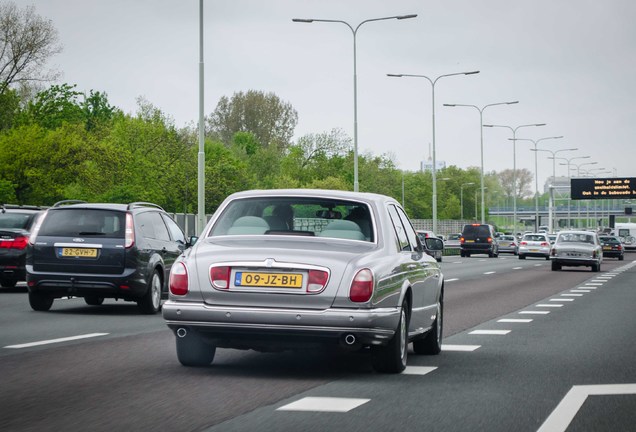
[603,246,611,250]
[61,248,98,258]
[235,272,303,288]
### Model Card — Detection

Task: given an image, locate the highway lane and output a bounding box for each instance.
[0,254,634,431]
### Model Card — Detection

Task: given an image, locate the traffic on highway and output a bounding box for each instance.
[2,250,634,432]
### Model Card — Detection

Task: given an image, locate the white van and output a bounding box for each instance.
[613,223,636,250]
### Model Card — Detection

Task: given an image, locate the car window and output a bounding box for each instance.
[38,209,125,238]
[0,212,35,229]
[137,212,171,241]
[387,205,410,251]
[208,196,373,242]
[163,214,186,244]
[395,206,419,251]
[558,233,594,244]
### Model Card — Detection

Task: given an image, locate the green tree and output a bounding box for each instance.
[0,2,61,95]
[207,90,298,150]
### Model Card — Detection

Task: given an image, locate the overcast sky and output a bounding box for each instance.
[16,0,636,190]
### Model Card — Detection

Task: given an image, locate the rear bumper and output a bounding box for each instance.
[518,248,550,257]
[550,257,598,267]
[163,301,400,347]
[25,266,146,299]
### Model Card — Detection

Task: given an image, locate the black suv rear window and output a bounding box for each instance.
[0,212,35,229]
[39,209,125,238]
[462,225,491,240]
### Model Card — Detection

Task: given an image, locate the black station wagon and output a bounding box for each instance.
[26,201,189,313]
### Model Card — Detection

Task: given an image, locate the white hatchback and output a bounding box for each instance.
[518,233,551,260]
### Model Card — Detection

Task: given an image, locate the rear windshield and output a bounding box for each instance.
[600,237,620,245]
[523,234,547,242]
[557,233,594,244]
[462,225,491,239]
[38,209,125,238]
[0,212,36,230]
[209,197,374,242]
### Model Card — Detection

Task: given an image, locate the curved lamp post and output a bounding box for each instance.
[510,136,563,231]
[444,101,519,224]
[293,14,417,192]
[387,71,479,234]
[484,123,545,235]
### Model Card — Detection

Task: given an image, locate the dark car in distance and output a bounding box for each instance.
[460,223,499,258]
[599,235,624,260]
[0,204,43,288]
[26,200,190,314]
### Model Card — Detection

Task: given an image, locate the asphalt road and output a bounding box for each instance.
[1,253,634,432]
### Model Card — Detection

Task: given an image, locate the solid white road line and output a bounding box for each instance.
[442,344,481,351]
[537,384,636,432]
[4,333,109,349]
[277,397,370,412]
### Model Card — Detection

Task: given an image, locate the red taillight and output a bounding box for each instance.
[0,236,28,249]
[210,266,231,289]
[487,237,493,243]
[511,242,516,246]
[520,241,528,246]
[617,245,623,251]
[307,270,329,293]
[169,262,189,295]
[349,269,373,302]
[125,213,135,248]
[460,237,465,244]
[540,242,549,247]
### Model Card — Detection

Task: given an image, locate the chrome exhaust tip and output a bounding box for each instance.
[344,334,356,345]
[176,327,187,338]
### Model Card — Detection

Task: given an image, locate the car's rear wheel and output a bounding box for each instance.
[592,262,600,272]
[29,291,53,311]
[372,300,409,373]
[413,295,443,355]
[545,255,550,261]
[619,255,624,261]
[0,278,17,288]
[519,255,526,260]
[551,261,561,271]
[176,330,216,367]
[460,250,465,257]
[138,270,162,314]
[85,296,104,306]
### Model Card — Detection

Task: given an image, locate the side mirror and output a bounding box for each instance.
[426,238,444,251]
[188,236,199,247]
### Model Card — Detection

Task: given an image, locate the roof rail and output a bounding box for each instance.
[52,200,87,207]
[127,202,164,211]
[1,204,44,213]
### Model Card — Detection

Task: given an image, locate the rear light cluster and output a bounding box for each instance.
[208,266,330,293]
[487,237,493,243]
[169,262,189,296]
[459,237,465,244]
[540,242,549,247]
[125,213,135,248]
[0,236,28,250]
[349,268,374,302]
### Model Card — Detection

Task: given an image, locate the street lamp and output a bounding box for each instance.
[550,155,591,228]
[475,186,488,219]
[460,182,475,220]
[387,71,479,234]
[530,147,578,232]
[510,136,563,231]
[444,101,519,224]
[483,123,545,235]
[293,14,417,192]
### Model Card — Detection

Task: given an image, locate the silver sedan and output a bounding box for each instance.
[550,230,603,272]
[163,189,444,373]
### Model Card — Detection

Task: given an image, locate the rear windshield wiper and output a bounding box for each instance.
[78,231,106,235]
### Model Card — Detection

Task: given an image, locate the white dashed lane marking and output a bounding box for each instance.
[402,366,438,376]
[519,311,550,315]
[498,319,533,323]
[536,304,563,307]
[483,271,496,275]
[442,344,481,352]
[277,397,370,412]
[469,330,511,335]
[445,278,459,282]
[550,298,574,302]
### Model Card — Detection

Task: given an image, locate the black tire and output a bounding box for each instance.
[437,256,442,262]
[460,250,465,257]
[466,252,471,258]
[138,270,162,314]
[488,250,494,258]
[371,300,409,373]
[176,331,216,367]
[545,255,550,261]
[519,255,526,260]
[619,255,624,261]
[85,296,104,306]
[592,262,600,272]
[551,261,561,271]
[413,294,443,355]
[29,291,54,311]
[0,278,17,288]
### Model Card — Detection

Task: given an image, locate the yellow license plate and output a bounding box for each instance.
[465,240,474,243]
[603,246,611,250]
[61,248,98,258]
[236,272,303,288]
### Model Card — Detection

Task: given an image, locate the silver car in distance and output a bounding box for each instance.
[163,189,444,373]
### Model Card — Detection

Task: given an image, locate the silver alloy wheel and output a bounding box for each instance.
[399,308,407,363]
[151,272,162,310]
